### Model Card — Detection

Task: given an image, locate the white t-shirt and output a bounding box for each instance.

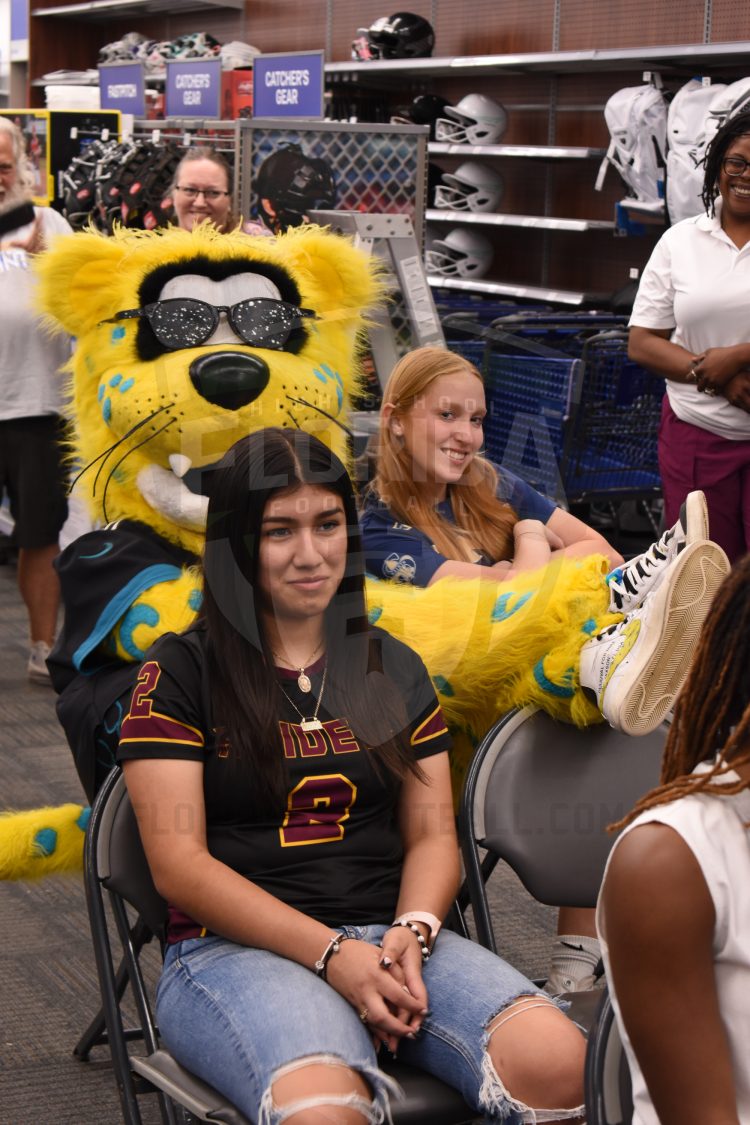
[630,207,750,441]
[0,205,72,421]
[597,765,750,1124]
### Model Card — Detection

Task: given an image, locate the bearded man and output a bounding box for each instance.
[0,117,72,682]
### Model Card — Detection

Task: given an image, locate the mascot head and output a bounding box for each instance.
[38,223,381,555]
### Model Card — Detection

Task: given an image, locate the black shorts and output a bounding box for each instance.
[0,415,69,548]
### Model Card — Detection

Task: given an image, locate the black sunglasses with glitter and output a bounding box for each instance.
[102,297,317,351]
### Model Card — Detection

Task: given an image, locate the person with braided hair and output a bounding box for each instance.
[597,556,750,1125]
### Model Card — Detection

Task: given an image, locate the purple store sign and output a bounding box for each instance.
[166,59,222,118]
[99,63,146,116]
[252,51,324,119]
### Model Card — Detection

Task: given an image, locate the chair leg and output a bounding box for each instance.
[74,916,152,1061]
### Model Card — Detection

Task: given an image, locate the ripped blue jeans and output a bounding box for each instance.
[157,924,583,1124]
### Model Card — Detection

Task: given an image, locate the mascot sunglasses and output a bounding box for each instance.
[101,297,317,351]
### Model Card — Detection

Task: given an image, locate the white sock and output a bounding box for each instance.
[544,933,603,996]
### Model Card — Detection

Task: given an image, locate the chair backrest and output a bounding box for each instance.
[93,766,168,938]
[460,707,665,915]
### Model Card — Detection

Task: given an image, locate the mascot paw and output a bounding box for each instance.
[0,804,89,879]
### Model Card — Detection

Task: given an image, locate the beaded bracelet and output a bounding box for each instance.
[389,920,430,961]
[314,932,349,980]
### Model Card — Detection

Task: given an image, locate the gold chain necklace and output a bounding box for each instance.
[271,639,324,693]
[277,660,328,732]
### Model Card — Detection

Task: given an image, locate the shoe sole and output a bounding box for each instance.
[28,667,52,685]
[608,540,729,736]
[682,489,709,546]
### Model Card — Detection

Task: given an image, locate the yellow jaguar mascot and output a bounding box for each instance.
[0,222,619,879]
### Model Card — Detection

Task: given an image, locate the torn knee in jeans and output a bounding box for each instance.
[479,995,586,1123]
[259,1053,397,1125]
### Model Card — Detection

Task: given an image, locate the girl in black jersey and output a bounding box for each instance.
[119,427,587,1124]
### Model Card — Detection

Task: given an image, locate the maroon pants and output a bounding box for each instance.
[659,396,750,564]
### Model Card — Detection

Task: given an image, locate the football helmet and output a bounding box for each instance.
[353,12,435,60]
[434,161,503,212]
[425,227,494,279]
[435,94,508,145]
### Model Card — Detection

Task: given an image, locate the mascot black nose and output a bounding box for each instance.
[189,351,270,411]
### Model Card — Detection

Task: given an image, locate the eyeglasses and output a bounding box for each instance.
[722,155,750,177]
[103,297,317,351]
[175,186,230,201]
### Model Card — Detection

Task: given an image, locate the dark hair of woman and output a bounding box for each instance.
[614,554,750,829]
[702,108,750,215]
[202,427,424,811]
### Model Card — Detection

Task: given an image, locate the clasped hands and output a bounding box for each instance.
[688,346,750,412]
[326,926,429,1055]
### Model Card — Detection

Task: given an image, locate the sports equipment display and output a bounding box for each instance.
[425,226,494,278]
[434,160,503,212]
[352,12,435,61]
[435,94,508,145]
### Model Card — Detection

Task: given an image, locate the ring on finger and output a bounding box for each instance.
[359,1007,369,1023]
[688,367,698,382]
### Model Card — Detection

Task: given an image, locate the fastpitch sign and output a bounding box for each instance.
[252,51,325,118]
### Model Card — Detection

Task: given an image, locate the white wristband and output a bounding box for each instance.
[393,911,442,950]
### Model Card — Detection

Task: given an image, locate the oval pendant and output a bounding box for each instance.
[298,672,312,693]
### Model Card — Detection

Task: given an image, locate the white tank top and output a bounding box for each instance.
[597,764,750,1124]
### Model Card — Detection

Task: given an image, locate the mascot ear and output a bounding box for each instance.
[36,229,130,337]
[274,225,384,319]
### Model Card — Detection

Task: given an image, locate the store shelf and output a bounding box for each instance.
[426,208,616,232]
[429,142,605,159]
[326,41,750,79]
[31,0,241,17]
[427,275,603,306]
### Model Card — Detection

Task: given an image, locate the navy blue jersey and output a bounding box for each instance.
[361,464,556,586]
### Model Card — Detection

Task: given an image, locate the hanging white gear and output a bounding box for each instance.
[435,94,508,145]
[425,227,494,279]
[434,160,503,212]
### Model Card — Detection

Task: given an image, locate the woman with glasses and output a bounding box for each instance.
[171,146,268,236]
[629,110,750,562]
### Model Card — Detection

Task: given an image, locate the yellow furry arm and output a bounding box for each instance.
[0,804,89,879]
[111,570,202,664]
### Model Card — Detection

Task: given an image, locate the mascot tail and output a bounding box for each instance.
[0,804,89,879]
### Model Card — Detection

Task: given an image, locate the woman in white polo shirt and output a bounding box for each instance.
[629,110,750,562]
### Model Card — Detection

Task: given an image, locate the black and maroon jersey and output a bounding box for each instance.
[117,625,451,941]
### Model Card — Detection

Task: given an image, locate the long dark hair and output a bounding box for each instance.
[702,109,750,216]
[202,427,424,810]
[614,556,750,829]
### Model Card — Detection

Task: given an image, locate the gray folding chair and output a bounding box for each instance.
[458,705,666,1125]
[84,767,476,1125]
[584,986,633,1125]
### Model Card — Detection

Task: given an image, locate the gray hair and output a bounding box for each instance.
[0,117,37,194]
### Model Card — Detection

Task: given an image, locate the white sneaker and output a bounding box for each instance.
[606,490,709,614]
[580,539,729,735]
[28,640,52,685]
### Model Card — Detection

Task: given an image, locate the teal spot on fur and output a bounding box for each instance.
[368,605,383,625]
[109,373,122,387]
[33,828,57,857]
[605,566,623,586]
[433,675,454,697]
[313,366,327,384]
[491,590,533,623]
[102,397,112,423]
[188,589,203,612]
[97,385,105,402]
[119,378,135,393]
[113,468,126,483]
[119,603,159,660]
[533,659,575,699]
[111,326,126,342]
[581,618,598,635]
[76,807,91,832]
